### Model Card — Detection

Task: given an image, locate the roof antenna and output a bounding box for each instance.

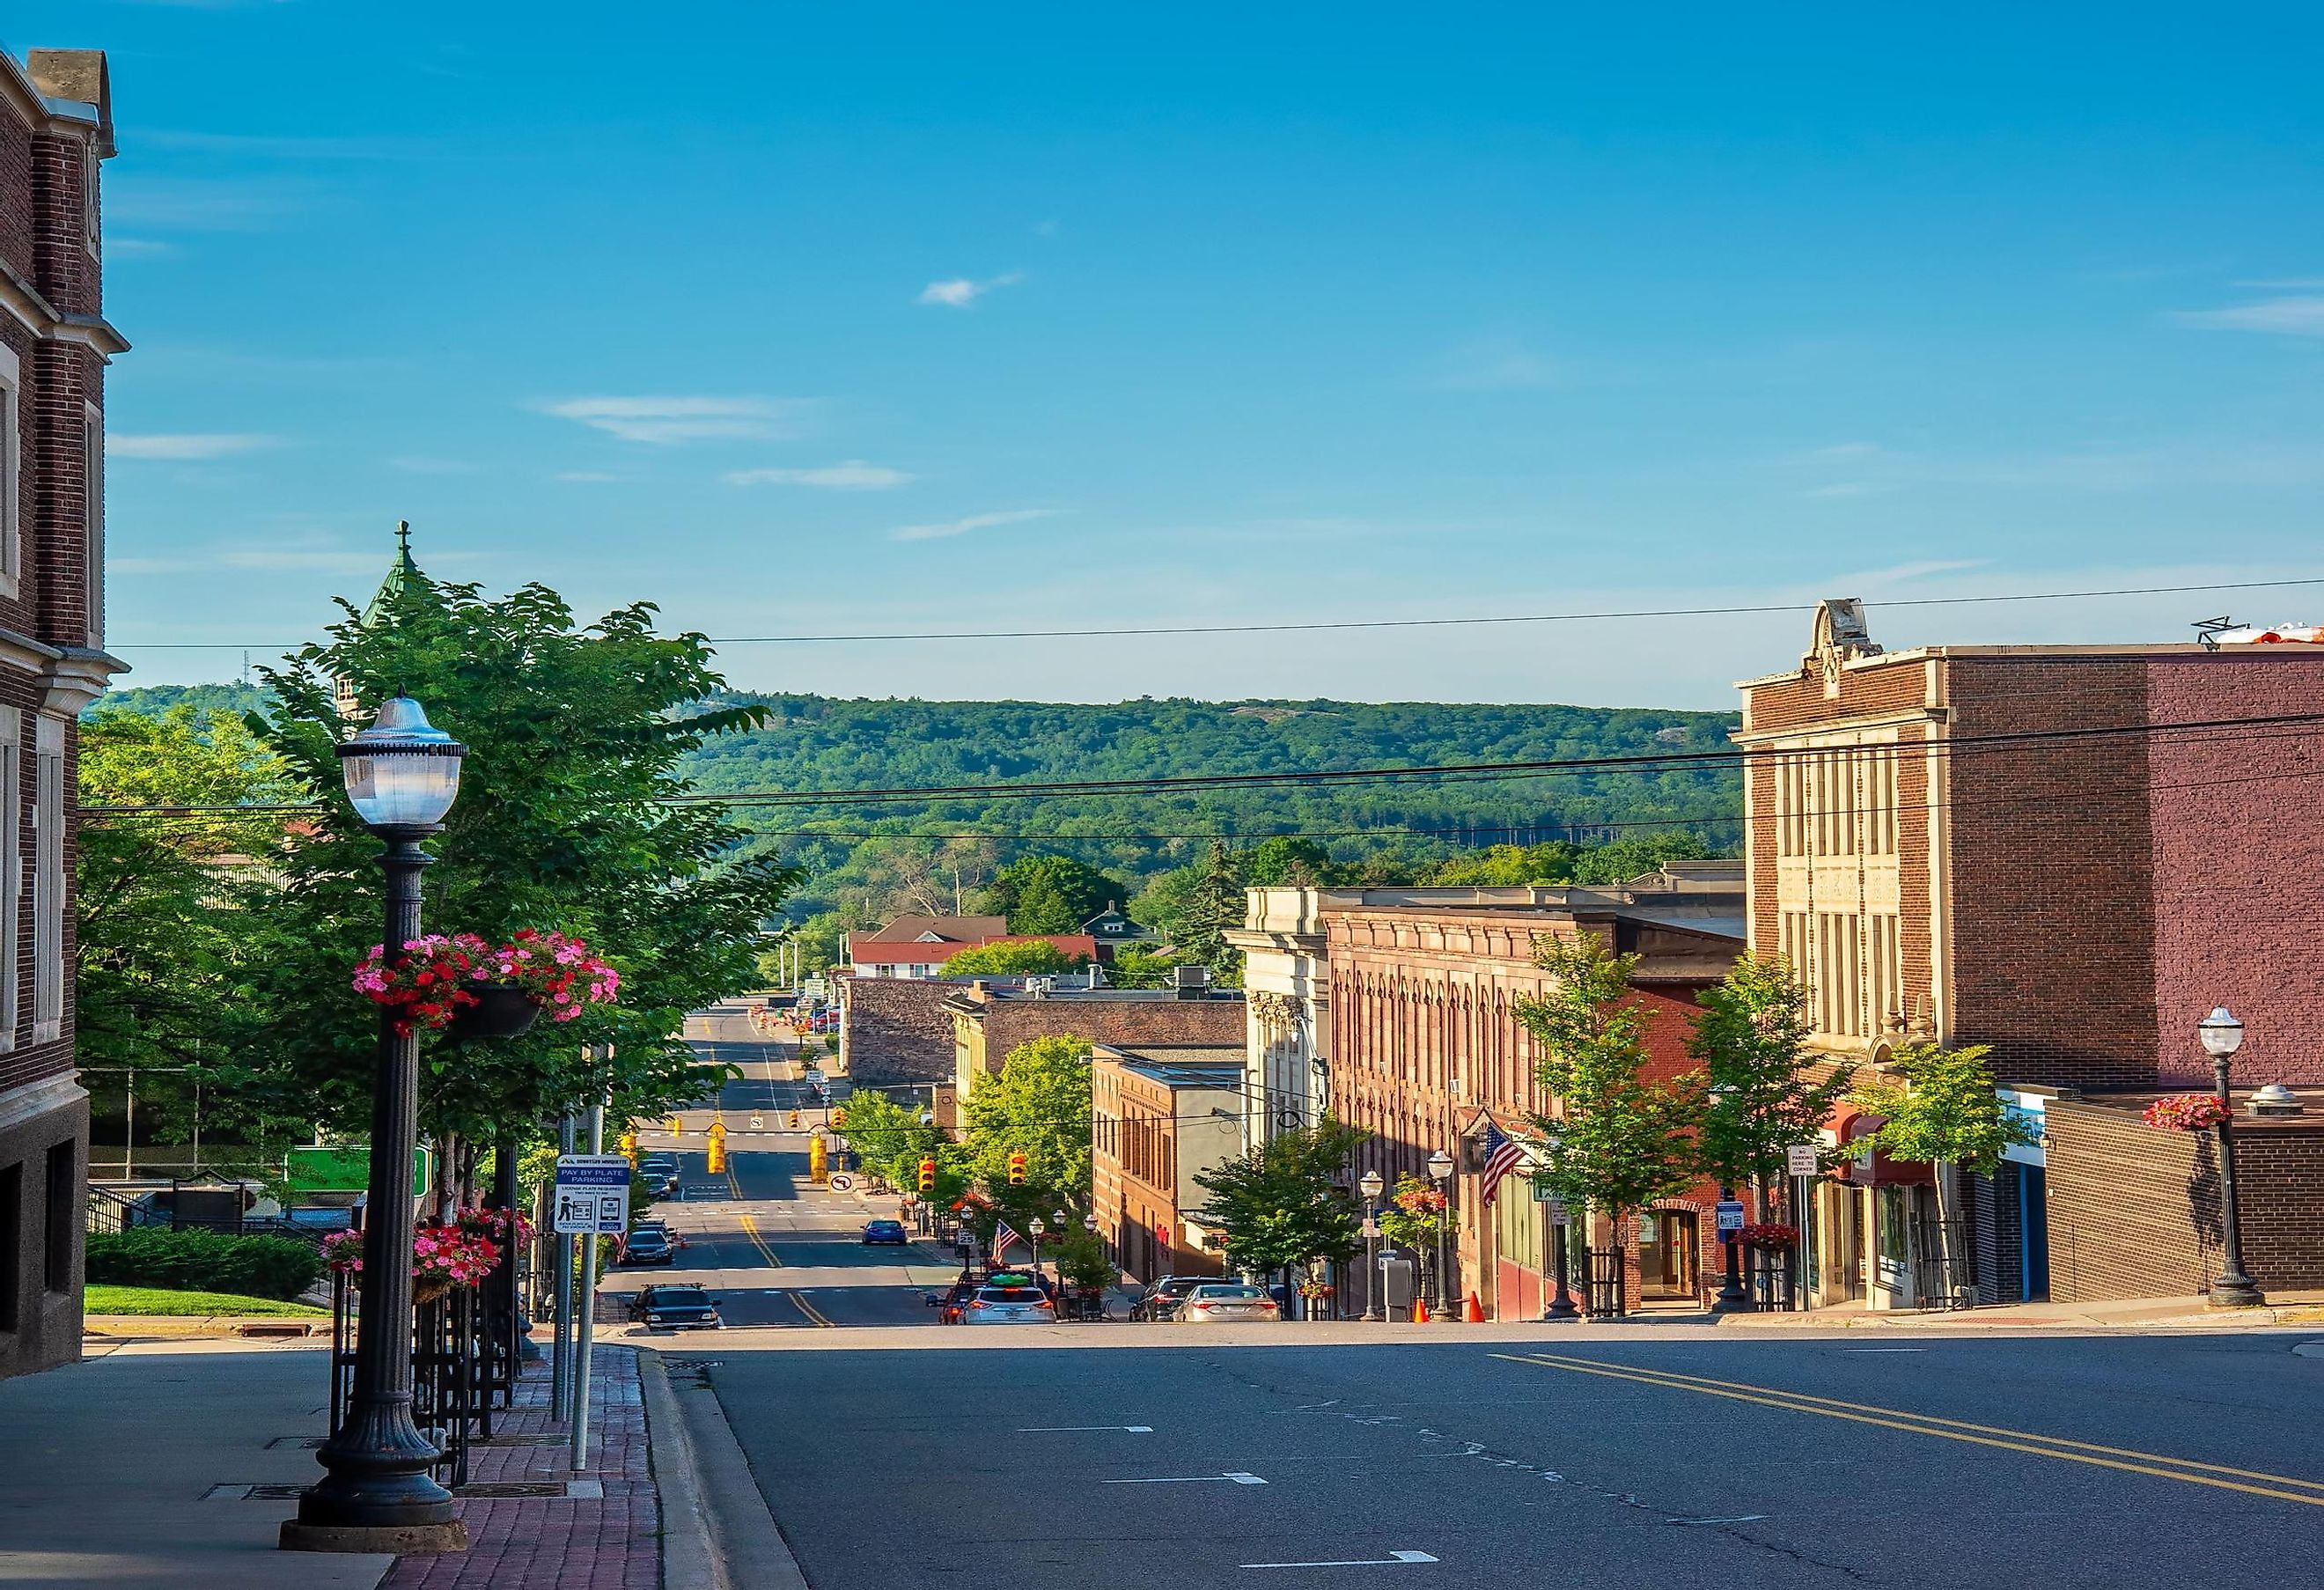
[2192,615,2235,652]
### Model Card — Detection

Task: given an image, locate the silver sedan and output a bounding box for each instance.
[1174,1283,1281,1323]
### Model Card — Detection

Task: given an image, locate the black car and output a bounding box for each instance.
[862,1218,908,1246]
[632,1284,721,1332]
[619,1227,676,1265]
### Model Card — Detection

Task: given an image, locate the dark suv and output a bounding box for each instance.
[1131,1275,1210,1321]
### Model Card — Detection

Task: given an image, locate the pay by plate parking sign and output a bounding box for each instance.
[554,1153,631,1234]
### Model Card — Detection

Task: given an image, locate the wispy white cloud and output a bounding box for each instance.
[555,470,624,483]
[105,177,303,232]
[389,456,480,476]
[110,432,280,460]
[1801,482,1884,499]
[916,272,1024,307]
[105,237,178,259]
[141,129,427,160]
[2170,296,2324,337]
[1427,336,1563,391]
[537,395,811,445]
[1032,219,1061,239]
[1829,558,1989,586]
[724,460,914,490]
[891,509,1059,543]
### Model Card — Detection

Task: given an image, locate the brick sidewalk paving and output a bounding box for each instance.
[384,1348,657,1589]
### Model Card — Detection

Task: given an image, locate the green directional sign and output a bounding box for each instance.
[285,1145,433,1195]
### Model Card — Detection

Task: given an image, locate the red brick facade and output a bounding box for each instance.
[0,48,125,1381]
[1324,899,1741,1317]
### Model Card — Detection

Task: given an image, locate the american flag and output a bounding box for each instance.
[990,1218,1026,1262]
[1479,1121,1527,1206]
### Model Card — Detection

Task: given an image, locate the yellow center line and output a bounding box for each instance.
[1490,1353,2324,1509]
[790,1290,835,1328]
[736,1211,783,1269]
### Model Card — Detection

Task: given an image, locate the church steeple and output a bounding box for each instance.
[359,519,423,629]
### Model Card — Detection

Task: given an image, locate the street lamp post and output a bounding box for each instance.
[1537,1133,1579,1320]
[283,698,468,1555]
[2200,1008,2265,1309]
[1358,1169,1385,1321]
[1028,1218,1047,1277]
[1426,1148,1454,1317]
[1709,1083,1747,1310]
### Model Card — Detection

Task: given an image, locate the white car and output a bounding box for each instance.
[1175,1283,1281,1323]
[959,1281,1057,1325]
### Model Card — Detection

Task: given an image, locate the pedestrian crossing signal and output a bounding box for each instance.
[1007,1152,1027,1187]
[918,1157,937,1192]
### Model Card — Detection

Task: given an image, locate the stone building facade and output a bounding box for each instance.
[1089,1045,1246,1285]
[0,48,123,1381]
[1737,601,2324,1306]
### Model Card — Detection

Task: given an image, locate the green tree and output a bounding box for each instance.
[1242,836,1338,887]
[223,570,798,1145]
[1854,1042,2035,1287]
[1192,1116,1368,1282]
[961,1034,1094,1203]
[1103,946,1185,990]
[1690,954,1855,1212]
[76,707,305,1155]
[941,939,1085,977]
[833,1089,955,1190]
[1417,841,1579,887]
[1173,841,1247,984]
[986,855,1129,933]
[1518,934,1705,1307]
[1569,834,1713,886]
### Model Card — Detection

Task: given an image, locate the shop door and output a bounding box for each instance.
[2019,1164,2051,1300]
[1835,1188,1867,1303]
[1637,1210,1698,1299]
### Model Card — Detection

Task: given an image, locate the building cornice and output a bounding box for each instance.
[0,1068,85,1132]
[0,257,129,358]
[42,645,129,713]
[1730,706,1948,747]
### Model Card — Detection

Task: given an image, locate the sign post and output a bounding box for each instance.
[555,1131,624,1475]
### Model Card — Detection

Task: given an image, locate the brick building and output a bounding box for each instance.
[942,982,1245,1115]
[847,914,1098,978]
[1089,1045,1246,1284]
[1323,871,1743,1320]
[0,48,124,1381]
[1737,600,2324,1306]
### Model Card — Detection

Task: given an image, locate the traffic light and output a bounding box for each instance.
[666,1114,681,1136]
[619,1130,637,1164]
[829,1106,848,1130]
[917,1156,937,1193]
[706,1121,728,1174]
[1007,1152,1028,1187]
[788,1109,801,1128]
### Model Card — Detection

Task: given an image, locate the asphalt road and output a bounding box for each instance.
[598,1005,956,1332]
[706,1331,2324,1589]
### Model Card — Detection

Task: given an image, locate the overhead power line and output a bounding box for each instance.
[78,711,2324,821]
[96,573,2324,651]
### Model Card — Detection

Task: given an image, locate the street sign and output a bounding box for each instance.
[1715,1199,1747,1233]
[554,1153,631,1235]
[1786,1144,1820,1177]
[749,1114,765,1130]
[828,1172,855,1192]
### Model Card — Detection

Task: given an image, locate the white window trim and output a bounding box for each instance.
[0,342,20,600]
[33,714,63,1045]
[0,708,18,1053]
[84,401,104,649]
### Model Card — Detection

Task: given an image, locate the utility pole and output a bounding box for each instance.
[550,1113,574,1420]
[568,1089,607,1474]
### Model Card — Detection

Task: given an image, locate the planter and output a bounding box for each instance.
[447,983,541,1042]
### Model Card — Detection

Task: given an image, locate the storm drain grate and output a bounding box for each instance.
[455,1481,582,1498]
[208,1483,310,1501]
[472,1433,566,1447]
[264,1436,325,1449]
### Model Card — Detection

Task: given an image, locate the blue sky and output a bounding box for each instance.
[29,3,2324,707]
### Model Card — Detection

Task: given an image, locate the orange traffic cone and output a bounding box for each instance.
[1463,1291,1486,1323]
[1411,1297,1430,1323]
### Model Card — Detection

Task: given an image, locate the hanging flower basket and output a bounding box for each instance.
[447,983,541,1042]
[2144,1093,2231,1131]
[353,929,621,1038]
[322,1219,500,1299]
[1739,1222,1799,1248]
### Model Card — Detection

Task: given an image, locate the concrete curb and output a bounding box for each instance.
[641,1349,810,1590]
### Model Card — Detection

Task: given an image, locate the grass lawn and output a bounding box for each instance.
[83,1285,327,1317]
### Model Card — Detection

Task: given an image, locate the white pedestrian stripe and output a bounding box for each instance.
[1103,1471,1267,1485]
[1017,1424,1154,1433]
[1241,1550,1437,1568]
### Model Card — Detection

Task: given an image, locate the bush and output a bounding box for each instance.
[84,1228,325,1301]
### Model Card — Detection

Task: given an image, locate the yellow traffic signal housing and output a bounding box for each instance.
[666,1115,682,1136]
[707,1137,727,1174]
[619,1130,637,1163]
[1007,1152,1027,1187]
[917,1157,937,1192]
[788,1109,801,1128]
[829,1107,848,1130]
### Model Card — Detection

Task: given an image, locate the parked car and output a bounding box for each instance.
[928,1277,978,1324]
[1130,1275,1210,1322]
[619,1227,677,1266]
[862,1218,908,1246]
[959,1280,1057,1326]
[631,1284,722,1332]
[1175,1283,1282,1323]
[638,1156,679,1180]
[630,1218,686,1250]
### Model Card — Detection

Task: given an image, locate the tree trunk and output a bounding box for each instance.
[1930,1163,1960,1306]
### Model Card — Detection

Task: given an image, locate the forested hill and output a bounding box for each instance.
[90,685,1743,909]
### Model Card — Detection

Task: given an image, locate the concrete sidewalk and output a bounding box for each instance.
[0,1338,702,1590]
[1717,1287,2324,1331]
